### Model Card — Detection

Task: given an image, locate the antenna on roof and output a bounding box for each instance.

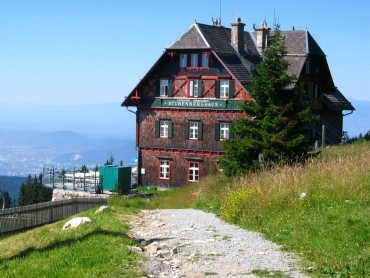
[219,0,222,26]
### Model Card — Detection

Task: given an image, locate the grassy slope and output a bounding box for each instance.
[0,142,368,277]
[218,142,370,277]
[0,205,144,277]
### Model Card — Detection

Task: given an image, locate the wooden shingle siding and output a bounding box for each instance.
[138,109,242,152]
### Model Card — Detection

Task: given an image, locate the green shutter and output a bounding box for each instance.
[198,80,203,98]
[229,80,234,98]
[215,80,220,98]
[214,122,220,140]
[168,80,173,97]
[184,122,189,139]
[156,80,160,96]
[155,120,160,138]
[229,124,234,139]
[168,121,173,138]
[198,121,203,140]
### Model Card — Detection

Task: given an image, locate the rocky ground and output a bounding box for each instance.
[128,209,309,278]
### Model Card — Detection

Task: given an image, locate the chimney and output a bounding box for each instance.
[230,16,245,53]
[253,20,270,51]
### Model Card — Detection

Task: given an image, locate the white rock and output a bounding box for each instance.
[95,205,110,214]
[62,217,91,230]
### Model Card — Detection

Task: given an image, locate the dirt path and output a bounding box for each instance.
[128,209,309,278]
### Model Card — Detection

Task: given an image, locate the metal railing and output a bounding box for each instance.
[0,198,107,234]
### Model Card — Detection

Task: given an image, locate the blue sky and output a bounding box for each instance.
[0,0,369,106]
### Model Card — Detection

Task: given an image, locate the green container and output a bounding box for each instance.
[99,166,131,194]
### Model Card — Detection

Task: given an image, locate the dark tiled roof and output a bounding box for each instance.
[167,24,258,84]
[123,22,352,111]
[324,89,355,111]
[169,24,209,49]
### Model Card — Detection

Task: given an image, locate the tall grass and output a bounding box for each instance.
[219,142,370,277]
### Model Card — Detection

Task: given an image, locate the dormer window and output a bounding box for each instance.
[191,54,198,67]
[180,54,187,68]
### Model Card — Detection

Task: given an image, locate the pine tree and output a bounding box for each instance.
[0,190,11,209]
[221,25,315,176]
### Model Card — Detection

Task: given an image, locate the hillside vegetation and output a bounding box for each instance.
[0,142,368,277]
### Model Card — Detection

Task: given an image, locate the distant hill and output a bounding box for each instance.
[0,102,136,139]
[0,102,137,176]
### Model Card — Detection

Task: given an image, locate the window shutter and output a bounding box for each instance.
[229,126,235,139]
[155,120,160,138]
[198,121,203,140]
[198,80,203,98]
[229,80,234,98]
[168,80,173,97]
[214,122,220,140]
[156,80,160,96]
[184,122,189,139]
[215,80,220,98]
[168,121,173,138]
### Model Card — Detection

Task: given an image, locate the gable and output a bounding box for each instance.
[168,24,210,49]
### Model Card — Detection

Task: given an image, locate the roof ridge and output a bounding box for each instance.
[195,23,211,48]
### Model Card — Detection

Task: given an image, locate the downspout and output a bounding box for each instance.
[126,107,141,186]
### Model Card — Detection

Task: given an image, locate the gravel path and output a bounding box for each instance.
[128,209,309,278]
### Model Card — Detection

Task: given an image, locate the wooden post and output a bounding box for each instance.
[322,125,326,148]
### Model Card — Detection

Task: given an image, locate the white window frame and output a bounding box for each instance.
[189,80,200,97]
[202,53,209,67]
[191,54,198,67]
[160,120,169,138]
[160,80,169,96]
[188,162,199,182]
[189,121,199,139]
[180,54,187,68]
[220,123,230,140]
[220,80,230,98]
[159,160,170,179]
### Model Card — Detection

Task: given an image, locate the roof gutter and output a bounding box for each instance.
[343,110,354,116]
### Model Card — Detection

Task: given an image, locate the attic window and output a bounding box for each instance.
[180,54,187,68]
[191,54,198,67]
[202,53,209,67]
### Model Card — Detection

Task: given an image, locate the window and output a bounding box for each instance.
[215,122,233,140]
[155,120,173,138]
[220,80,230,98]
[191,54,198,67]
[180,54,187,67]
[189,80,202,97]
[215,80,234,98]
[189,122,199,139]
[188,162,199,182]
[160,80,169,96]
[160,120,169,138]
[220,123,230,140]
[185,121,203,140]
[305,58,310,74]
[159,160,170,179]
[202,53,209,67]
[314,84,320,99]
